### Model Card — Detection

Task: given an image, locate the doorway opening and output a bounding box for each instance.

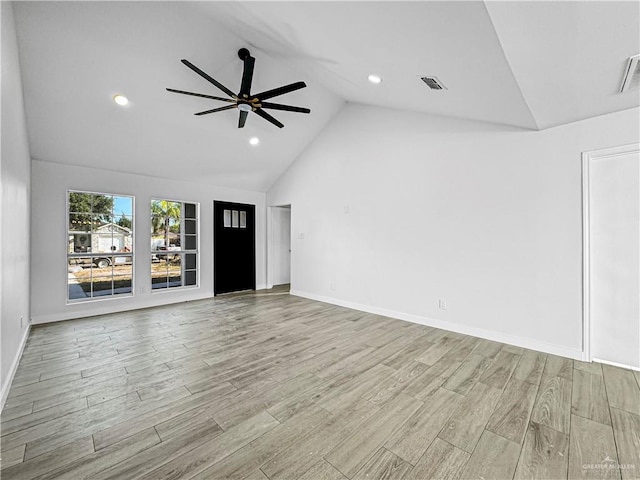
[268,205,291,292]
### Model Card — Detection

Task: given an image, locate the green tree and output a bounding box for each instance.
[68,192,114,230]
[116,215,132,229]
[151,200,181,248]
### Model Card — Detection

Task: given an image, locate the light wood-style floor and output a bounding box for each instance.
[1,290,639,479]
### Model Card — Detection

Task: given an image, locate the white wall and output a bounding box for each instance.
[1,2,32,405]
[268,103,640,359]
[31,160,266,323]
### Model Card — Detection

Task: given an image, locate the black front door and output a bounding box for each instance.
[213,201,256,295]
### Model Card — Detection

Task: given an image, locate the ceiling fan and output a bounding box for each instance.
[167,48,310,129]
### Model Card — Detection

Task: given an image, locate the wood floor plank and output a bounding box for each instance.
[90,418,224,479]
[568,414,621,479]
[362,361,429,406]
[137,410,280,480]
[351,447,413,480]
[260,397,378,480]
[530,375,572,434]
[1,397,88,436]
[486,377,538,444]
[35,428,161,480]
[382,336,435,370]
[0,444,26,470]
[478,350,520,390]
[0,402,34,422]
[385,387,463,464]
[572,369,612,426]
[575,360,603,376]
[609,408,640,480]
[459,430,521,480]
[324,393,423,478]
[187,406,332,480]
[92,382,235,450]
[513,351,547,385]
[2,435,94,480]
[404,438,469,480]
[602,364,640,415]
[442,353,492,396]
[297,459,348,480]
[542,354,573,383]
[415,334,461,365]
[472,338,503,357]
[514,421,569,480]
[438,381,503,453]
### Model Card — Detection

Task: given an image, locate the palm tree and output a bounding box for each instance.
[151,200,181,248]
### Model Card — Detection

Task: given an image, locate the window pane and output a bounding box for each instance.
[68,192,92,213]
[185,219,196,235]
[184,235,196,251]
[167,254,182,288]
[240,211,247,229]
[223,209,231,228]
[92,276,113,297]
[114,279,132,295]
[69,214,92,233]
[91,194,114,216]
[185,253,196,270]
[232,210,239,228]
[70,233,92,253]
[113,196,133,216]
[68,257,91,300]
[185,270,196,286]
[184,203,196,219]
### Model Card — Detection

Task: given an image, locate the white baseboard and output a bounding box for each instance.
[291,290,584,361]
[593,358,640,372]
[1,324,31,412]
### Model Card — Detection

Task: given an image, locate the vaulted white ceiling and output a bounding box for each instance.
[13,1,640,191]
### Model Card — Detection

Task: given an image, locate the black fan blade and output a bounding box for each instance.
[254,81,306,101]
[239,56,255,97]
[181,59,236,98]
[260,102,310,114]
[254,108,284,128]
[194,105,236,116]
[166,88,235,103]
[238,110,248,128]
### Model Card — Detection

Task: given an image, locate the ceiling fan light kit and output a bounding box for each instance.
[167,48,311,129]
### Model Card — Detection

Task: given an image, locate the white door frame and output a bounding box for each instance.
[582,143,640,365]
[266,204,292,289]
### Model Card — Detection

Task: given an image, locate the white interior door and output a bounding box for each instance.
[586,144,640,368]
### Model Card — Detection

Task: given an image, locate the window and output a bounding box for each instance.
[151,200,198,290]
[67,191,134,302]
[223,208,247,229]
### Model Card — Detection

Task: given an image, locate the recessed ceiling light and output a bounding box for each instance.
[249,137,260,146]
[368,74,382,84]
[113,95,129,106]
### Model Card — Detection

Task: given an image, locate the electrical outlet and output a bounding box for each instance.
[330,281,336,291]
[344,205,350,214]
[438,298,447,310]
[299,232,305,240]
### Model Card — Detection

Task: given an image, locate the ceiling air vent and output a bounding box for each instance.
[620,54,640,92]
[421,76,447,90]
